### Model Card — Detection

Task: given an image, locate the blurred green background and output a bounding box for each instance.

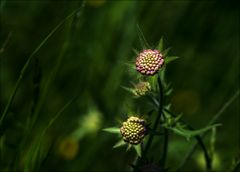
[0,0,239,171]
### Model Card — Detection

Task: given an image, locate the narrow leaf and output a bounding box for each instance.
[133,144,142,157]
[121,86,135,94]
[126,144,132,151]
[102,127,120,134]
[43,96,77,136]
[165,56,180,64]
[0,9,79,126]
[156,36,164,52]
[113,140,126,148]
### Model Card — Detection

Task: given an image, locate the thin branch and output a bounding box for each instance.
[187,126,212,170]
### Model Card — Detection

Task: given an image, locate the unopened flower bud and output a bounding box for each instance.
[136,49,164,76]
[120,116,147,145]
[134,82,151,96]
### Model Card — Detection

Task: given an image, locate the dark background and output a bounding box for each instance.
[0,0,239,171]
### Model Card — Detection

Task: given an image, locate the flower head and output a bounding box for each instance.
[136,49,164,76]
[120,116,147,145]
[133,81,151,96]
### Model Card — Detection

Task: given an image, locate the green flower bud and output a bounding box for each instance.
[120,116,147,145]
[134,82,151,96]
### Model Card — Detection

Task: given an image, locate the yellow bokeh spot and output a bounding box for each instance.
[58,137,79,160]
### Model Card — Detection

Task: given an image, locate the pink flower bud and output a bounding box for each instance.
[136,49,164,76]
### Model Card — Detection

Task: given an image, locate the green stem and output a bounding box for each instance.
[147,93,170,170]
[188,126,211,170]
[159,127,168,168]
[133,75,164,172]
[143,75,163,156]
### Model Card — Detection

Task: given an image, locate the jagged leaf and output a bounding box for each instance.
[133,144,142,157]
[170,123,221,139]
[102,127,120,134]
[113,139,126,148]
[165,56,180,64]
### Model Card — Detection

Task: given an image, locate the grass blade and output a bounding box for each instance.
[23,96,77,171]
[0,8,80,126]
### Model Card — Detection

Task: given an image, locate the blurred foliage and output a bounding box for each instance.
[0,0,239,171]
